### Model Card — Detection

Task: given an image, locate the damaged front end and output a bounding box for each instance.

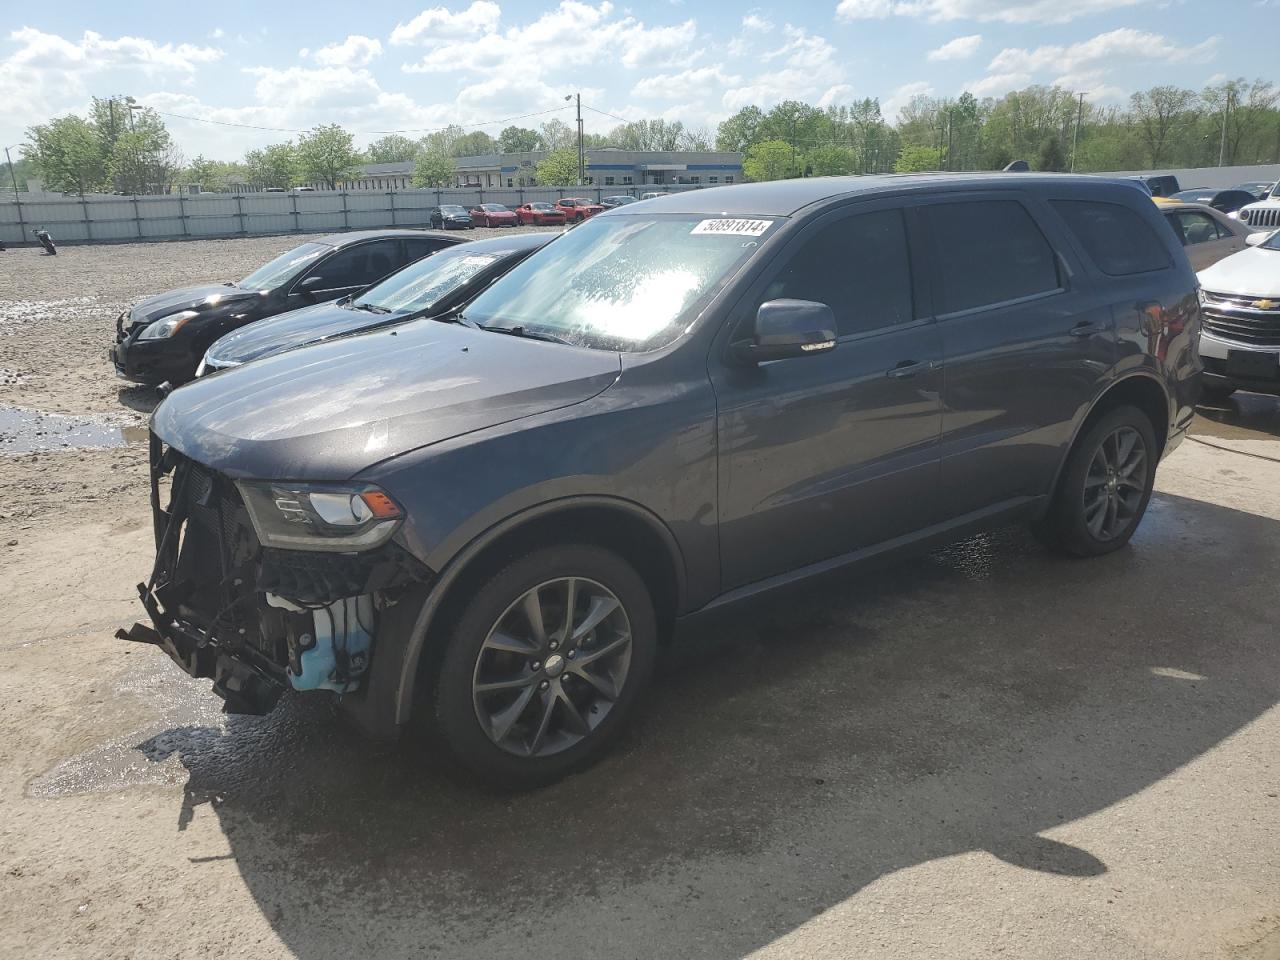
[119,433,430,716]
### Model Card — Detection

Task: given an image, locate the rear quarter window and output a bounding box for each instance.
[1051,200,1172,276]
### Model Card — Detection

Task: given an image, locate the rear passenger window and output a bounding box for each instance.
[1170,210,1223,246]
[926,200,1060,314]
[1052,200,1171,276]
[760,208,914,337]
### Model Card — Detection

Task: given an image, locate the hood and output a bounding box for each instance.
[131,284,261,325]
[205,300,395,366]
[152,318,621,481]
[1198,245,1280,296]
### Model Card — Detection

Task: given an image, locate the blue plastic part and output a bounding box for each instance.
[288,596,373,693]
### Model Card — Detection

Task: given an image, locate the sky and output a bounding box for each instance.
[0,0,1276,161]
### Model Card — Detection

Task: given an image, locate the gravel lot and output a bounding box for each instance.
[1,236,1279,960]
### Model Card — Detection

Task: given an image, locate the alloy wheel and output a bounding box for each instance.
[472,577,633,757]
[1083,425,1148,541]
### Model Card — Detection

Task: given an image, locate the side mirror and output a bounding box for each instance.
[296,276,324,297]
[731,299,837,365]
[1245,231,1273,247]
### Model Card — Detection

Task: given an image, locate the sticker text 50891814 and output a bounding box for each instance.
[690,218,773,237]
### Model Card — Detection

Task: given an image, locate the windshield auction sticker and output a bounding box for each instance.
[691,218,772,237]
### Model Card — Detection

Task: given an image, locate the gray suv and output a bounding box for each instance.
[123,174,1203,787]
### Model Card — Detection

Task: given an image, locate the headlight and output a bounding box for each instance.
[238,481,403,552]
[138,310,199,340]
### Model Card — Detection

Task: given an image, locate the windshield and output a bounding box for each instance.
[238,242,328,290]
[530,203,554,210]
[1270,183,1280,199]
[481,204,508,212]
[441,205,467,214]
[1262,231,1280,251]
[355,248,505,314]
[461,214,778,351]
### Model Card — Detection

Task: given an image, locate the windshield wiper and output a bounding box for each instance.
[352,302,392,314]
[478,323,572,345]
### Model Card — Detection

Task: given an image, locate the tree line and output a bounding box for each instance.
[15,77,1280,195]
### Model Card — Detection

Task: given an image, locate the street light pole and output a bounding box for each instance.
[565,93,584,185]
[1218,87,1231,167]
[1070,92,1084,173]
[5,144,27,240]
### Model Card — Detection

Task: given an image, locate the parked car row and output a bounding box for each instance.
[122,173,1215,789]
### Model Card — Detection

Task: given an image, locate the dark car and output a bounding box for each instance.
[1140,174,1181,197]
[430,205,473,230]
[599,195,639,209]
[1169,188,1258,215]
[111,231,462,386]
[468,203,519,227]
[198,233,553,375]
[1233,181,1276,202]
[124,174,1201,789]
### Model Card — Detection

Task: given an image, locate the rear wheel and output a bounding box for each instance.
[1034,405,1157,557]
[432,543,657,789]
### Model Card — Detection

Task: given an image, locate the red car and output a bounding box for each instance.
[515,202,567,226]
[469,203,519,227]
[555,197,604,222]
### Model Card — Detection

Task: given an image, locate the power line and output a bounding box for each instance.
[140,104,574,137]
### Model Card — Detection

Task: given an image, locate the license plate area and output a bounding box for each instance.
[1227,349,1280,380]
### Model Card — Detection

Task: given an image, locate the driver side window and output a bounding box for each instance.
[305,241,397,291]
[757,208,914,338]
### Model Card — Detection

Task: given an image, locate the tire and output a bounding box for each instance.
[1034,405,1158,558]
[432,543,657,789]
[1199,384,1235,404]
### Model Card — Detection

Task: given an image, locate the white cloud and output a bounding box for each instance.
[927,34,981,61]
[210,27,225,39]
[402,2,697,75]
[884,80,933,119]
[966,71,1030,96]
[632,66,740,100]
[723,24,846,113]
[742,13,774,31]
[390,0,502,44]
[988,28,1218,75]
[837,0,1153,25]
[309,34,383,66]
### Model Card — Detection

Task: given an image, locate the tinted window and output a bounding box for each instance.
[356,248,505,315]
[1052,200,1171,276]
[238,241,328,290]
[404,238,450,261]
[759,209,913,337]
[927,200,1060,313]
[304,241,398,290]
[1169,210,1223,246]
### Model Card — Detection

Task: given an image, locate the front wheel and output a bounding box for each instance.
[432,543,657,788]
[1034,405,1157,557]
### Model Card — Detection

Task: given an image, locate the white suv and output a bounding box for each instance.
[1238,182,1280,231]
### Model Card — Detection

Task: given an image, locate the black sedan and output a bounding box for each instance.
[429,205,474,230]
[599,195,639,209]
[198,233,554,375]
[112,230,463,386]
[1169,188,1259,216]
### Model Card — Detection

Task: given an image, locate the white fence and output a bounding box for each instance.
[0,184,708,246]
[6,164,1279,247]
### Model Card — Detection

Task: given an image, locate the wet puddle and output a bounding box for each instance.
[0,407,147,454]
[1192,392,1280,444]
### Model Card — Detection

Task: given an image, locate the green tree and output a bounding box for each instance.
[743,140,793,181]
[185,155,220,187]
[1036,135,1067,172]
[451,130,497,157]
[412,150,456,188]
[716,106,764,153]
[1129,86,1200,167]
[606,119,686,151]
[420,124,465,156]
[535,148,580,185]
[244,142,299,188]
[365,134,419,163]
[24,115,108,194]
[805,144,855,177]
[296,124,362,189]
[109,130,184,194]
[498,126,543,153]
[893,145,943,172]
[539,119,576,151]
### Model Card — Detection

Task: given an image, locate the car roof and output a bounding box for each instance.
[618,172,1150,218]
[317,229,462,247]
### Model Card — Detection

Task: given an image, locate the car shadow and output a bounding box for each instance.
[136,491,1280,958]
[117,384,162,416]
[1194,390,1280,441]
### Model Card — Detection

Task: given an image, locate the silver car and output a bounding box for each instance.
[1157,201,1253,271]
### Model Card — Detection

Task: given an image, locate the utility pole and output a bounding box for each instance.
[4,146,19,196]
[1218,86,1231,167]
[565,93,584,185]
[1070,92,1084,172]
[789,116,796,178]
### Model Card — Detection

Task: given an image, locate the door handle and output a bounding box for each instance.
[1068,321,1099,338]
[886,360,925,379]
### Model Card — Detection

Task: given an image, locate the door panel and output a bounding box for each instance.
[925,196,1115,517]
[710,204,944,590]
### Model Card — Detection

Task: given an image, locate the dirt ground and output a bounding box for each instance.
[1,237,1279,960]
